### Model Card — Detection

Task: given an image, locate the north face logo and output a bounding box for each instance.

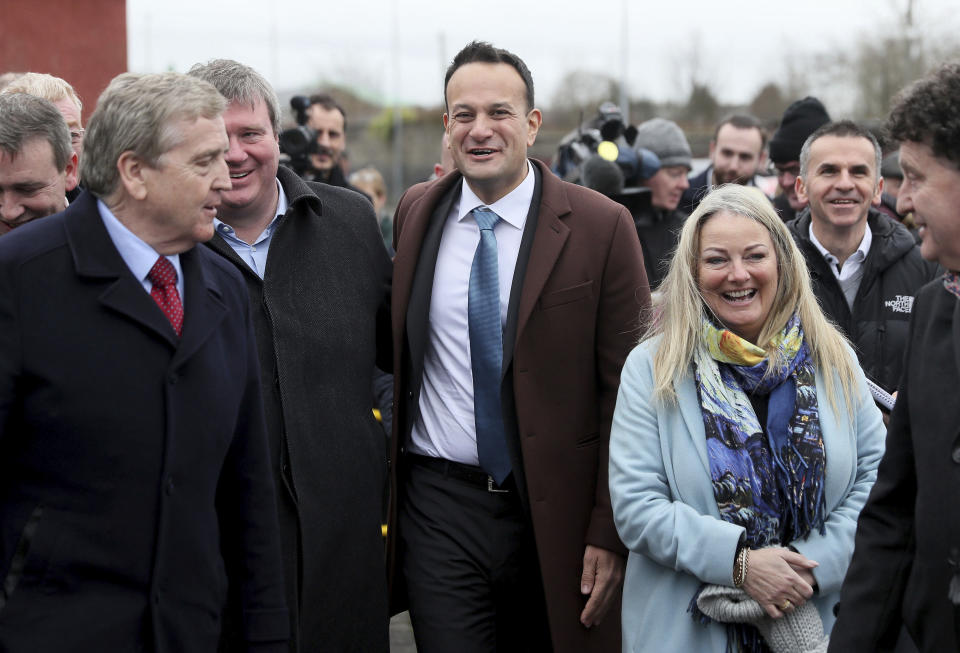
[884,295,914,314]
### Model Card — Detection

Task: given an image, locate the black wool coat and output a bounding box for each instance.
[208,166,392,653]
[0,193,288,653]
[830,278,960,651]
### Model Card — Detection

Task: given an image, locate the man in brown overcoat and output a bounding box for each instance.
[386,40,649,652]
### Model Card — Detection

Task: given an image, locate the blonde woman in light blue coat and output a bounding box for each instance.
[609,186,886,653]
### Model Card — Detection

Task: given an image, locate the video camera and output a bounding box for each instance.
[554,102,660,196]
[278,95,317,176]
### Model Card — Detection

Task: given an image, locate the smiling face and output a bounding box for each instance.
[897,139,960,270]
[698,211,779,344]
[0,137,77,235]
[710,124,765,186]
[220,98,280,225]
[443,62,541,205]
[797,134,882,236]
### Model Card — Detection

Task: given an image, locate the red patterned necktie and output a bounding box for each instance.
[148,256,183,336]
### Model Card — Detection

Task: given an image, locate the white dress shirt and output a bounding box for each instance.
[408,161,535,464]
[809,221,873,311]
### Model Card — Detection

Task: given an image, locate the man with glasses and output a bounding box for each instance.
[2,72,86,201]
[768,96,830,222]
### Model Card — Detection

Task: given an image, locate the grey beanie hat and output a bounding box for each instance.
[696,585,829,653]
[633,118,692,172]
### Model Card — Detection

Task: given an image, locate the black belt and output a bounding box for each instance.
[407,453,512,494]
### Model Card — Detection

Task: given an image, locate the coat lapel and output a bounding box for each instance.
[65,195,179,347]
[394,175,461,375]
[170,247,229,369]
[514,161,571,345]
[675,373,713,482]
[205,232,261,283]
[501,165,542,373]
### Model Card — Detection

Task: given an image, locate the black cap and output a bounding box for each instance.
[769,97,831,164]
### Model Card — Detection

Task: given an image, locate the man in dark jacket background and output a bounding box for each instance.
[188,60,392,653]
[770,96,831,222]
[680,113,767,214]
[789,120,938,391]
[829,61,960,653]
[625,117,692,289]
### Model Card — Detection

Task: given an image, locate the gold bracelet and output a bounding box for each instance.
[733,546,747,587]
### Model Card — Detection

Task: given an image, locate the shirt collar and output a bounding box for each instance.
[455,160,534,230]
[97,198,182,286]
[808,220,872,266]
[214,177,288,241]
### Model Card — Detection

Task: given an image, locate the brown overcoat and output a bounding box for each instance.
[386,160,650,651]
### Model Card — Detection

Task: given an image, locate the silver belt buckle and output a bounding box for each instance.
[487,476,509,494]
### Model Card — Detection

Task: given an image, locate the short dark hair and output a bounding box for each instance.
[309,93,347,130]
[886,62,960,169]
[0,92,72,172]
[713,113,767,150]
[444,41,535,112]
[799,120,882,179]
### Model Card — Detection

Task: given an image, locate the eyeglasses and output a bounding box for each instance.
[70,129,85,145]
[775,164,801,180]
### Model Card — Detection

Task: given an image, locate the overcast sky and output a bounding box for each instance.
[127,0,956,113]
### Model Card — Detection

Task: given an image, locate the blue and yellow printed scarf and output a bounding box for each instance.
[690,314,826,652]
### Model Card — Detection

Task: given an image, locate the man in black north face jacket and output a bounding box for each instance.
[789,206,938,389]
[789,121,939,391]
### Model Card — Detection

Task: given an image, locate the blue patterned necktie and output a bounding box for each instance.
[468,207,511,485]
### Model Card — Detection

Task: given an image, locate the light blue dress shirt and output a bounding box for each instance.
[213,178,288,279]
[97,199,184,300]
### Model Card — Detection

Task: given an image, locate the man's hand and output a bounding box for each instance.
[579,545,625,627]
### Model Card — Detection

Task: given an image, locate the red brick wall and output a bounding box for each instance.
[0,0,127,122]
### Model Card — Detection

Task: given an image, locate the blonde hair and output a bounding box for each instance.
[1,72,82,114]
[647,184,858,415]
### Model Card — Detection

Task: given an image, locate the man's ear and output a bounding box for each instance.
[64,151,79,192]
[526,108,542,147]
[872,176,885,206]
[795,175,808,204]
[116,151,149,201]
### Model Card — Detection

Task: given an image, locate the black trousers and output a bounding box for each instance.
[399,457,552,653]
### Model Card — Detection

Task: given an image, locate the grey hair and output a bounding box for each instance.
[1,72,83,114]
[0,93,71,171]
[799,120,882,180]
[187,59,281,135]
[649,184,857,416]
[81,72,226,198]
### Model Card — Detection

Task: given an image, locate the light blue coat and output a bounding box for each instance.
[609,338,886,653]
